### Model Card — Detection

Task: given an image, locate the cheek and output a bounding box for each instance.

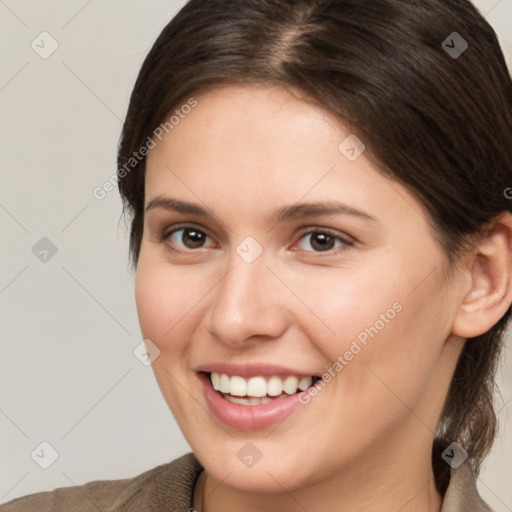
[285,263,404,354]
[292,260,448,397]
[135,265,169,342]
[134,258,200,351]
[134,257,203,421]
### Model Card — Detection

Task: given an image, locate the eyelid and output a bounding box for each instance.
[295,226,354,243]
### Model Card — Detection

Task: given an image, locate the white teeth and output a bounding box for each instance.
[224,395,272,405]
[283,376,299,395]
[230,376,247,397]
[219,373,231,393]
[267,376,283,396]
[247,376,267,397]
[209,372,315,398]
[298,376,313,391]
[211,371,220,390]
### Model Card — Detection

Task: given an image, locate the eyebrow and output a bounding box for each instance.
[145,196,378,224]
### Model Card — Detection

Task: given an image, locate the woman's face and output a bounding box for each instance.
[136,84,464,492]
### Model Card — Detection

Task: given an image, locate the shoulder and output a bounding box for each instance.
[0,452,202,512]
[441,458,494,512]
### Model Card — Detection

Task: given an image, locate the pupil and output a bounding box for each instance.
[183,229,205,248]
[311,233,334,251]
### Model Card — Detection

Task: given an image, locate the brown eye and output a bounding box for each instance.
[166,227,214,250]
[296,230,352,253]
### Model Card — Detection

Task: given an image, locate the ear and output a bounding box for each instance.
[452,212,512,339]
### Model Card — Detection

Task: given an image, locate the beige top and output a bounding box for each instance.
[0,452,494,511]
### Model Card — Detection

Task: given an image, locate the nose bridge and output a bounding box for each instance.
[207,245,286,345]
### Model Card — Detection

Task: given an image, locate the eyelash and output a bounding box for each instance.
[159,223,354,254]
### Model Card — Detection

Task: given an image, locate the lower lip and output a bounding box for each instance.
[198,372,308,430]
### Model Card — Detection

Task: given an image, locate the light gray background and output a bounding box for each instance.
[1,0,511,508]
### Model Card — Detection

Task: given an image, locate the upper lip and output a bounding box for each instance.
[196,362,319,379]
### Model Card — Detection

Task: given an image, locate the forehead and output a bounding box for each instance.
[143,84,427,228]
[147,85,374,186]
[149,84,343,161]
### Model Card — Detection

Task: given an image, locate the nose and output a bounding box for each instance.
[205,249,289,347]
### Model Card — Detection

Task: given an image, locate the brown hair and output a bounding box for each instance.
[117,0,512,493]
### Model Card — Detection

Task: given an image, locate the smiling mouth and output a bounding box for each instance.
[206,371,321,406]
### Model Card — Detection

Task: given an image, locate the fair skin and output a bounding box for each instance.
[135,84,512,512]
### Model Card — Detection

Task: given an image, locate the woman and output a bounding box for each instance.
[2,0,511,510]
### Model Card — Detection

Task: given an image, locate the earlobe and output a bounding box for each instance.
[452,212,512,339]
